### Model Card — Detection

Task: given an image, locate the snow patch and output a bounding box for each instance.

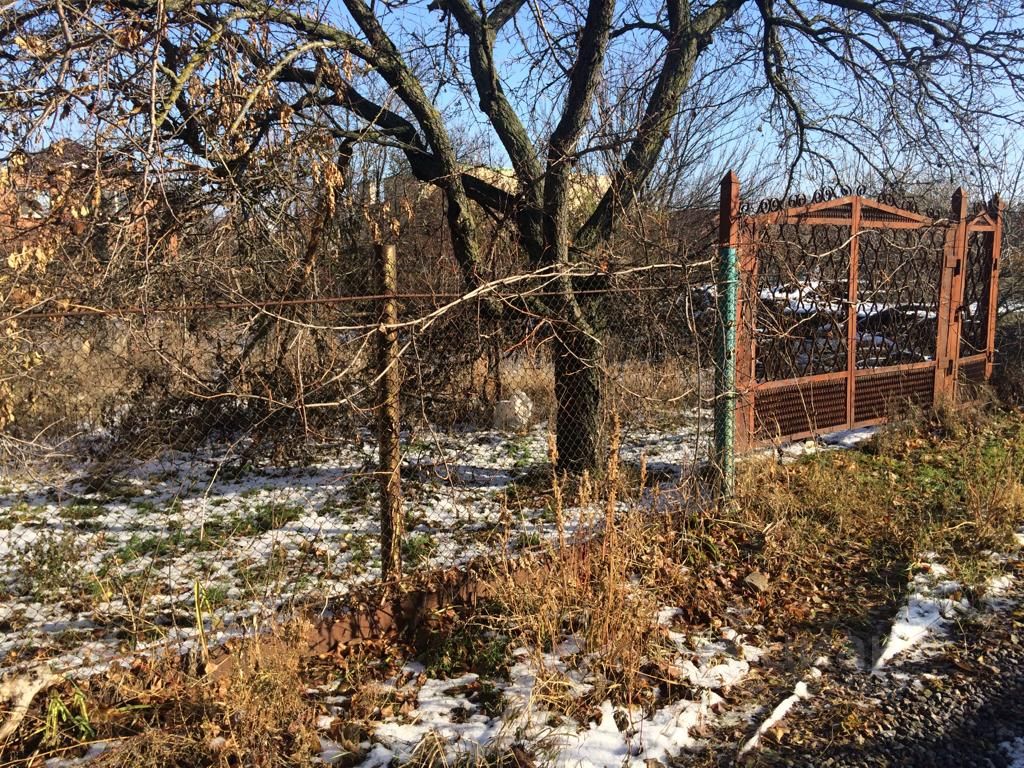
[360,610,764,767]
[777,426,878,462]
[873,560,967,672]
[0,665,58,742]
[985,573,1018,611]
[737,677,814,757]
[546,695,721,767]
[42,742,110,767]
[1003,737,1024,768]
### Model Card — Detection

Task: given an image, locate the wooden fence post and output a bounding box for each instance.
[376,243,403,583]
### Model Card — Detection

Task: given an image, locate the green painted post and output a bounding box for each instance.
[715,172,740,500]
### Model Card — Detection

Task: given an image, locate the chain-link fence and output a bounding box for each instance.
[0,239,719,675]
[3,164,1018,680]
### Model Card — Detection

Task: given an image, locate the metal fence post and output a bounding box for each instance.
[985,194,1004,380]
[376,243,403,583]
[935,189,969,402]
[845,196,862,429]
[715,172,740,500]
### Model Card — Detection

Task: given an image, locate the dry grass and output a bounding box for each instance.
[98,633,319,768]
[485,433,694,710]
[453,352,704,430]
[3,311,368,461]
[732,400,1024,592]
[4,624,323,768]
[402,732,536,768]
[483,402,1024,717]
[603,357,706,427]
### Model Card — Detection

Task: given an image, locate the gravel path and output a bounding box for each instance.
[655,561,1024,765]
[678,575,1024,767]
[786,634,1024,768]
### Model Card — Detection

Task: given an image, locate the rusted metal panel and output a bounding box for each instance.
[756,370,848,393]
[854,360,935,377]
[853,365,935,422]
[959,355,988,390]
[960,233,992,359]
[754,378,848,441]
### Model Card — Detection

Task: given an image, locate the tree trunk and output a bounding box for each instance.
[554,325,602,473]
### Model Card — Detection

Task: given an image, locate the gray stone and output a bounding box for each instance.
[744,571,770,592]
[492,390,533,433]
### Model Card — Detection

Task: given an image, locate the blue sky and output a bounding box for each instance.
[340,0,1024,202]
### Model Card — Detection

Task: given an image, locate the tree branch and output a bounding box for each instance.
[575,0,744,251]
[542,0,615,265]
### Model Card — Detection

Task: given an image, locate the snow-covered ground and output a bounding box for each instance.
[317,613,764,768]
[0,417,709,675]
[872,558,970,672]
[7,420,1022,767]
[1004,737,1024,768]
[0,413,880,680]
[322,526,1024,767]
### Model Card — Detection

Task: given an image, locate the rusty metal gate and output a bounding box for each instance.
[723,184,1003,449]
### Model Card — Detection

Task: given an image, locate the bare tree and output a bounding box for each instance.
[2,0,1022,470]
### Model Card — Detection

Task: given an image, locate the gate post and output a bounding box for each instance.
[985,194,1004,380]
[715,172,740,499]
[846,196,862,429]
[935,189,969,402]
[735,215,756,452]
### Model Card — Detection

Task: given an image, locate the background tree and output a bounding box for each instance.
[2,0,1022,470]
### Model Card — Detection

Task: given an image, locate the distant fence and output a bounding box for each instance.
[723,183,1003,448]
